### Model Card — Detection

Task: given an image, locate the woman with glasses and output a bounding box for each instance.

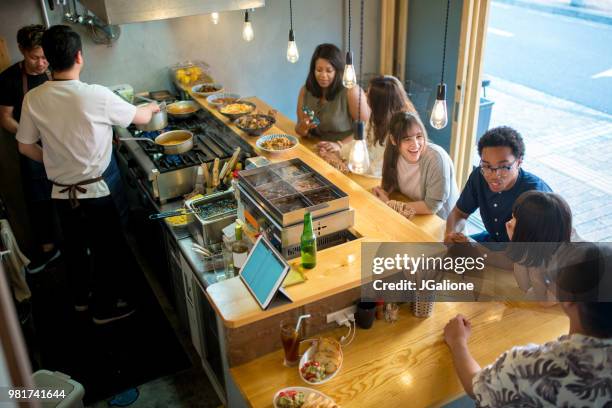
[371,111,459,219]
[444,126,552,243]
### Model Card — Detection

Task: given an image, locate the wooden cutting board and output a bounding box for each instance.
[0,36,10,71]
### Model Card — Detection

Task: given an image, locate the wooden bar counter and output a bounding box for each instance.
[188,95,568,407]
[190,94,444,329]
[230,302,568,408]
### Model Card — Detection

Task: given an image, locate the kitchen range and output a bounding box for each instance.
[116,107,254,203]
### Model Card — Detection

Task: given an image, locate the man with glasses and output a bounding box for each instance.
[445,126,551,243]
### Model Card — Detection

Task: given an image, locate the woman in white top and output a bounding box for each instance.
[372,111,459,219]
[317,75,416,178]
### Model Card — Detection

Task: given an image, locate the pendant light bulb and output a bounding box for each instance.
[348,122,370,174]
[430,83,448,130]
[211,12,219,25]
[286,29,299,63]
[242,11,254,42]
[342,51,357,89]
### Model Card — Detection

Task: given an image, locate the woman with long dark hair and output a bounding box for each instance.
[506,190,576,299]
[317,75,416,177]
[372,111,459,219]
[295,44,369,143]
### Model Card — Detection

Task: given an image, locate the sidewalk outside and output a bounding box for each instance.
[484,75,612,241]
[495,0,612,25]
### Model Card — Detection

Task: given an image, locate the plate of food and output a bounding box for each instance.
[191,82,224,97]
[256,134,298,155]
[235,113,276,136]
[273,387,339,408]
[207,93,241,108]
[219,101,257,120]
[299,337,343,385]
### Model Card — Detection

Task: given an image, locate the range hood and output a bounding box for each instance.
[79,0,265,25]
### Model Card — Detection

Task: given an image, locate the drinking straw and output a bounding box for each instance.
[295,314,311,333]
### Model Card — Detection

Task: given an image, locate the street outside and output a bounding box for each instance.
[474,0,612,241]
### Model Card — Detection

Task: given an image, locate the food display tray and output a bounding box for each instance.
[237,159,349,227]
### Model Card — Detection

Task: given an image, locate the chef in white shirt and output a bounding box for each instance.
[16,25,159,325]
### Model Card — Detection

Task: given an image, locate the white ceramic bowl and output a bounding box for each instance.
[273,386,337,408]
[207,93,241,108]
[256,134,299,155]
[298,340,343,385]
[191,82,224,97]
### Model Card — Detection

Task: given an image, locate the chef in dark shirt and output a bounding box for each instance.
[0,24,59,273]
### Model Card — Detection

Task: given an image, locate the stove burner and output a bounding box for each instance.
[126,108,254,173]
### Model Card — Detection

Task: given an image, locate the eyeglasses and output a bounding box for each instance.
[479,160,518,177]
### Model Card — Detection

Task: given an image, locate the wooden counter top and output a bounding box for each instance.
[230,302,569,408]
[191,94,444,328]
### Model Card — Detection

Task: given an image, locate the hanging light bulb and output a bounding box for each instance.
[348,122,371,174]
[342,51,357,88]
[430,0,451,130]
[211,12,219,25]
[430,83,448,129]
[286,0,298,63]
[286,29,299,63]
[242,10,254,42]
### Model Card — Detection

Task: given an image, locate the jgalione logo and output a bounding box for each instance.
[372,253,487,275]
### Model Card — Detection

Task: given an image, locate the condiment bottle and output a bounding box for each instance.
[300,212,317,269]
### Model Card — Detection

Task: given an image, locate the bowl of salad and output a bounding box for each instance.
[273,387,338,408]
[298,337,343,385]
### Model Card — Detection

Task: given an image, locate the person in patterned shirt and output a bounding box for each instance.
[443,245,612,407]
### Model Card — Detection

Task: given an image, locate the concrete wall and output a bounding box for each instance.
[405,0,463,152]
[0,0,380,121]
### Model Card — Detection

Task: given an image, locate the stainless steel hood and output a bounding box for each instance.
[79,0,265,25]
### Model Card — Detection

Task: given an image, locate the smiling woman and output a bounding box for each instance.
[295,43,369,143]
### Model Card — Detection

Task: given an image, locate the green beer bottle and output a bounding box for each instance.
[301,212,317,269]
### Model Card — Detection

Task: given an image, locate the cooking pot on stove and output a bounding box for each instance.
[120,130,194,155]
[136,102,168,132]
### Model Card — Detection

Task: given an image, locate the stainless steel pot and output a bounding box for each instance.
[120,129,193,155]
[136,102,168,131]
[166,100,201,120]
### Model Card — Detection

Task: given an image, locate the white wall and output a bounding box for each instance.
[0,0,380,120]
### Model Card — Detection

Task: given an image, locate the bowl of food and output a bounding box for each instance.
[219,101,257,120]
[207,93,241,109]
[191,82,224,97]
[166,100,200,119]
[298,337,343,385]
[235,113,276,136]
[256,134,298,155]
[273,387,338,408]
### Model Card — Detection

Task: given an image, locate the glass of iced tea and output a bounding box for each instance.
[280,319,300,367]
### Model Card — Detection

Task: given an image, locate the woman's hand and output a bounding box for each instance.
[296,116,317,137]
[372,186,390,203]
[444,314,472,351]
[317,141,341,154]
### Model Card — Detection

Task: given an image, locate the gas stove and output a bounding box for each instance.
[116,108,254,203]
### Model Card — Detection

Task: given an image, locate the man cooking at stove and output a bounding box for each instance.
[0,24,59,274]
[16,25,159,324]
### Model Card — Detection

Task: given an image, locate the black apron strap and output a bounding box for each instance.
[51,176,105,209]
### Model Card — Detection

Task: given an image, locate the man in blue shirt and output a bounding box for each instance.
[445,126,551,243]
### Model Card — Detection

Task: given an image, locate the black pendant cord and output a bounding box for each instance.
[441,0,450,84]
[347,0,352,51]
[289,0,293,32]
[357,0,364,121]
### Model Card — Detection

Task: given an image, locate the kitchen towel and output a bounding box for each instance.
[0,219,31,302]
